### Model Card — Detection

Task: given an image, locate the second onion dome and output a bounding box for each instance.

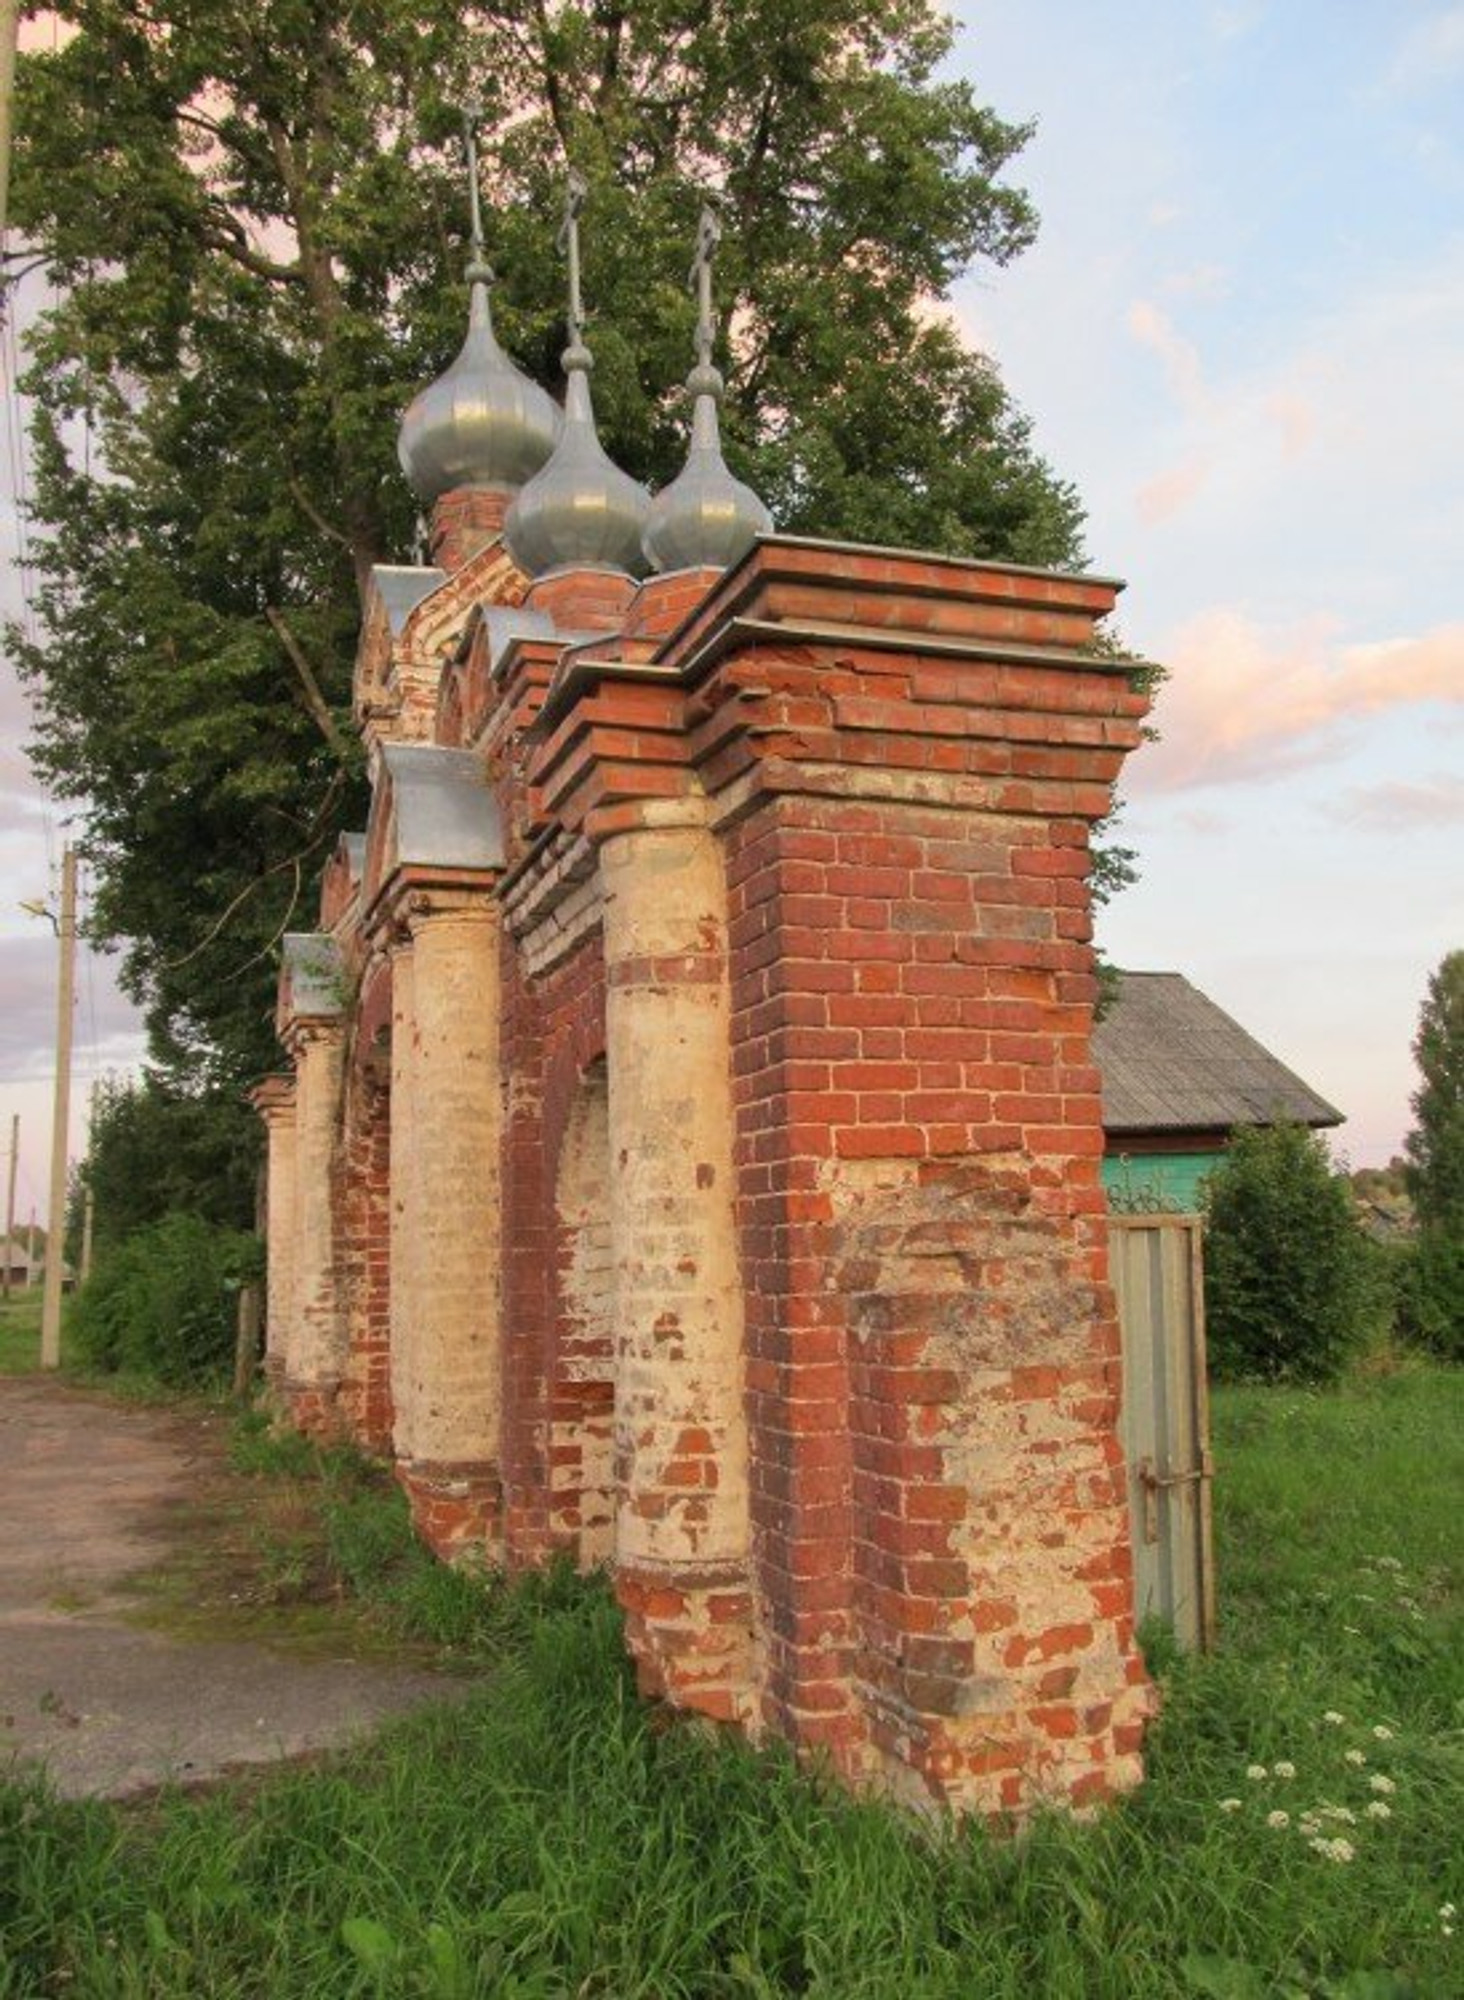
[398,115,561,504]
[504,175,651,578]
[643,208,771,574]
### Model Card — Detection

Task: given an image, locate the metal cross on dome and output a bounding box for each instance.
[460,101,492,282]
[557,169,590,351]
[689,204,722,371]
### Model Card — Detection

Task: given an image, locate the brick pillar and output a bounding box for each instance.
[601,807,755,1723]
[284,1022,347,1434]
[253,1076,297,1392]
[389,893,504,1559]
[428,486,510,574]
[340,1066,393,1454]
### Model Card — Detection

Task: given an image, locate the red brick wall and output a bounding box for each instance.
[499,928,608,1565]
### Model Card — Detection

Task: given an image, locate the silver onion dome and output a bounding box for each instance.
[504,174,651,578]
[643,208,770,574]
[397,279,562,502]
[396,112,561,504]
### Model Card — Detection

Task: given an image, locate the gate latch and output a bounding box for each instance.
[1136,1450,1213,1544]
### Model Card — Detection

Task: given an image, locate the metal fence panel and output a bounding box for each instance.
[1110,1214,1215,1650]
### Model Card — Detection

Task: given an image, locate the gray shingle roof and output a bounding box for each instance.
[1094,972,1343,1136]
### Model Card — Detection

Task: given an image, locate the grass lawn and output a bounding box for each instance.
[0,1290,46,1374]
[1,1367,1460,1998]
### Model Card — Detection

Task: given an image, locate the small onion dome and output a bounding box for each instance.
[642,363,771,573]
[397,267,562,504]
[504,341,652,577]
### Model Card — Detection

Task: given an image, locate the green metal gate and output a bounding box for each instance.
[1109,1213,1216,1650]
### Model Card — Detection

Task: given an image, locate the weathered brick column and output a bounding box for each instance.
[601,804,755,1722]
[251,1075,297,1391]
[644,539,1157,1816]
[388,891,505,1558]
[283,1019,348,1434]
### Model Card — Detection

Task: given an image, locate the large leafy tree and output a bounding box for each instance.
[9,0,1086,1099]
[1401,950,1464,1358]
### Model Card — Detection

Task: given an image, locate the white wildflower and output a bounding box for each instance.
[1273,1760,1296,1779]
[1364,1801,1392,1820]
[1344,1749,1366,1767]
[1368,1774,1396,1795]
[1441,1903,1457,1921]
[1319,1806,1356,1825]
[1375,1556,1403,1571]
[1218,1798,1242,1813]
[1322,1711,1346,1726]
[1371,1725,1394,1742]
[1266,1810,1290,1829]
[1342,1625,1361,1636]
[1246,1763,1268,1781]
[1308,1836,1355,1864]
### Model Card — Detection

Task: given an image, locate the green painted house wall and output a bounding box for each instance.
[1102,1151,1217,1212]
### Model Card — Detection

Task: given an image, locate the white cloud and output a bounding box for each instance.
[1387,7,1464,91]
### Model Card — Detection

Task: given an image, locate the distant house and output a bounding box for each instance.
[1,1238,41,1290]
[1094,971,1343,1210]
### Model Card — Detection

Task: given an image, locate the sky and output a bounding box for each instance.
[952,0,1463,1167]
[1,3,1461,1219]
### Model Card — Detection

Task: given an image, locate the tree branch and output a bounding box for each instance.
[264,605,351,760]
[288,478,353,553]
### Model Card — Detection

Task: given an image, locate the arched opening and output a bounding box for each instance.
[551,1058,616,1566]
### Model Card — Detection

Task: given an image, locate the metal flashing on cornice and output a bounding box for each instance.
[371,564,447,635]
[378,742,506,873]
[740,534,1126,595]
[535,654,685,733]
[281,932,345,1019]
[667,616,1151,691]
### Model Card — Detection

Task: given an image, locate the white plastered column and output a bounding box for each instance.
[286,1021,348,1404]
[387,892,503,1548]
[601,804,754,1716]
[255,1078,297,1383]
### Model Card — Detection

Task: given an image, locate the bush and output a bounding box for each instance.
[1203,1123,1375,1383]
[71,1213,261,1386]
[1397,1227,1464,1362]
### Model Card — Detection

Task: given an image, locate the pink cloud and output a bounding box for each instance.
[1126,300,1211,414]
[1339,773,1464,829]
[1130,609,1464,792]
[1136,456,1211,524]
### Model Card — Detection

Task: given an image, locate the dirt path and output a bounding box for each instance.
[0,1378,466,1800]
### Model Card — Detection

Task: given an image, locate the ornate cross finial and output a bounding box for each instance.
[557,169,589,353]
[461,101,492,284]
[689,204,722,372]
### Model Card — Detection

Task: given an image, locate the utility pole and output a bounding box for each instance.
[40,845,76,1368]
[2,1112,16,1301]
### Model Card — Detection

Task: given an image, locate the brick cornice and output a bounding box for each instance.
[517,540,1153,855]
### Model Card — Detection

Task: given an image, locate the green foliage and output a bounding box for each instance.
[10,0,1087,1092]
[1396,1230,1464,1364]
[72,1073,260,1260]
[1204,1125,1378,1383]
[1400,952,1464,1359]
[71,1212,261,1385]
[1404,952,1464,1230]
[2,1369,1461,1995]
